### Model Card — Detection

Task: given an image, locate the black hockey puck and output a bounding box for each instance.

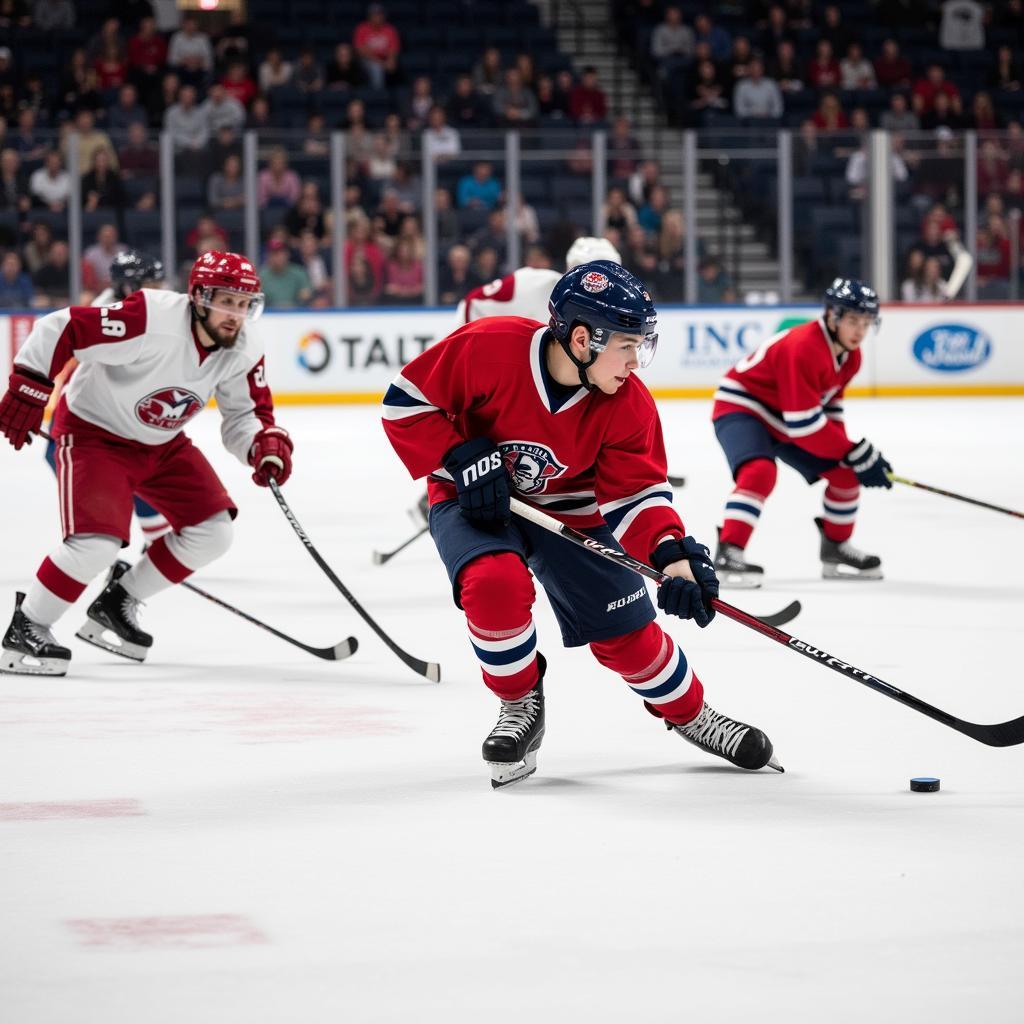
[910,777,940,792]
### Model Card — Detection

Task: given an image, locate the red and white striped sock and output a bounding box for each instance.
[21,533,123,626]
[720,458,777,549]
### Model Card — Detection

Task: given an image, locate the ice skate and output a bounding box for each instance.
[75,564,152,662]
[714,530,764,589]
[815,517,882,580]
[483,656,546,789]
[648,699,783,772]
[1,592,72,676]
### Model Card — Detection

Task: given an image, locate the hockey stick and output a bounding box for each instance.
[268,479,441,682]
[888,473,1024,520]
[181,579,358,661]
[372,524,429,565]
[667,474,686,488]
[511,498,1024,747]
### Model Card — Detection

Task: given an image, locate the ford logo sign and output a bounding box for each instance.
[912,324,991,372]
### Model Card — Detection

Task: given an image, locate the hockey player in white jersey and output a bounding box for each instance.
[0,250,293,676]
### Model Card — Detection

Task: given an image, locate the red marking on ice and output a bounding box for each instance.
[67,914,268,950]
[0,799,145,821]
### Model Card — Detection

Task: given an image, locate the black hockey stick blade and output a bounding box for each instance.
[510,498,1024,748]
[182,580,358,661]
[667,474,686,488]
[755,600,801,628]
[372,524,430,565]
[269,480,441,682]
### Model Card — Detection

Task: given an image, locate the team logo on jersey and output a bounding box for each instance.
[581,271,609,294]
[135,387,204,430]
[499,441,567,495]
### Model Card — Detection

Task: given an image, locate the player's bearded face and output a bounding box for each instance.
[198,290,257,348]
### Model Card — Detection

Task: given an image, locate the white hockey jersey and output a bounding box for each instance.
[15,288,275,463]
[455,267,561,325]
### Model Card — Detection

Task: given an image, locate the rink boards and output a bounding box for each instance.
[4,302,1024,401]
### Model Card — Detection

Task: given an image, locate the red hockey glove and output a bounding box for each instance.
[249,426,293,486]
[0,367,54,450]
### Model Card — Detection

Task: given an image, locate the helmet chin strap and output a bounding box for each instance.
[557,324,600,390]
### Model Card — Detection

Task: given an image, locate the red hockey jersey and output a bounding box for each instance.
[711,317,860,460]
[382,317,685,563]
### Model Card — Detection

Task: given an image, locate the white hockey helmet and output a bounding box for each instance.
[565,236,622,270]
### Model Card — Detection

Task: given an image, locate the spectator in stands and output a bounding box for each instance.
[456,160,501,210]
[207,152,245,211]
[806,39,841,91]
[304,113,330,157]
[840,42,876,91]
[20,72,51,124]
[880,93,919,132]
[568,66,607,124]
[968,91,1001,132]
[768,40,804,94]
[733,57,783,121]
[81,222,127,295]
[294,47,324,94]
[989,45,1022,93]
[345,212,385,300]
[296,230,331,306]
[514,53,537,92]
[168,15,214,84]
[59,48,102,115]
[819,4,853,57]
[873,38,911,91]
[0,146,29,213]
[845,133,909,201]
[85,17,123,64]
[204,124,241,179]
[438,243,480,305]
[221,61,257,108]
[343,99,376,172]
[939,0,984,50]
[725,36,754,90]
[260,237,312,308]
[913,63,962,118]
[108,84,149,142]
[201,82,245,135]
[811,91,849,132]
[32,0,76,32]
[348,250,379,305]
[0,251,32,307]
[422,105,461,162]
[693,13,731,62]
[31,239,70,307]
[164,84,208,157]
[246,95,273,132]
[697,255,737,304]
[687,59,729,124]
[367,132,397,185]
[624,223,658,279]
[213,8,253,70]
[29,149,69,211]
[628,159,661,207]
[914,129,964,209]
[975,214,1010,298]
[396,213,424,261]
[448,73,489,128]
[383,237,424,305]
[510,193,540,246]
[535,74,566,120]
[603,185,638,235]
[494,67,539,128]
[155,71,181,122]
[470,208,508,265]
[94,39,128,92]
[374,187,407,240]
[21,220,53,275]
[81,148,125,213]
[608,116,642,180]
[472,47,504,97]
[434,186,459,244]
[553,70,576,113]
[326,42,365,91]
[258,47,292,93]
[65,108,119,172]
[285,182,328,245]
[258,147,301,209]
[404,75,435,132]
[651,6,695,73]
[637,184,669,235]
[127,16,168,109]
[901,252,945,302]
[473,245,499,285]
[977,139,1009,195]
[922,91,961,132]
[353,2,401,90]
[185,214,229,253]
[757,4,793,62]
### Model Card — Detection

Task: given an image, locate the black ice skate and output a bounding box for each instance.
[0,592,72,676]
[75,565,152,662]
[815,517,882,580]
[483,655,546,789]
[714,529,764,589]
[647,699,783,772]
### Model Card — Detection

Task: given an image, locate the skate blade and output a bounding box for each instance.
[0,650,69,676]
[487,750,538,789]
[821,563,883,581]
[75,621,149,662]
[717,571,763,590]
[766,755,785,773]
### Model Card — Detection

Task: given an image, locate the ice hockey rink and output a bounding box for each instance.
[1,396,1021,1023]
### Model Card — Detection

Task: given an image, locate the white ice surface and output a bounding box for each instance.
[1,397,1022,1023]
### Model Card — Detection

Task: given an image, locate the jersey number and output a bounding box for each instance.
[100,303,126,338]
[251,364,267,388]
[481,278,504,297]
[734,328,788,373]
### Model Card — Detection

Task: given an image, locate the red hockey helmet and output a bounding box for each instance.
[189,250,265,321]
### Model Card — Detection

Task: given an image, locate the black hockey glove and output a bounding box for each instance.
[843,438,893,489]
[443,437,511,526]
[652,536,719,628]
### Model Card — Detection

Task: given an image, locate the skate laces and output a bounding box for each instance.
[492,691,540,739]
[680,704,747,757]
[118,588,145,629]
[24,619,58,647]
[836,539,868,560]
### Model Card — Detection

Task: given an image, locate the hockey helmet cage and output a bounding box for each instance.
[189,250,265,321]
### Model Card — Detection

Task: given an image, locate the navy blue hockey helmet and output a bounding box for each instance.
[823,278,880,326]
[110,250,165,295]
[548,260,659,380]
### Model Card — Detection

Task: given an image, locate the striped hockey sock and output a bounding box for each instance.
[720,458,777,549]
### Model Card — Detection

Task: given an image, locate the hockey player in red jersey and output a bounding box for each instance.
[712,278,892,587]
[0,251,293,676]
[384,260,781,787]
